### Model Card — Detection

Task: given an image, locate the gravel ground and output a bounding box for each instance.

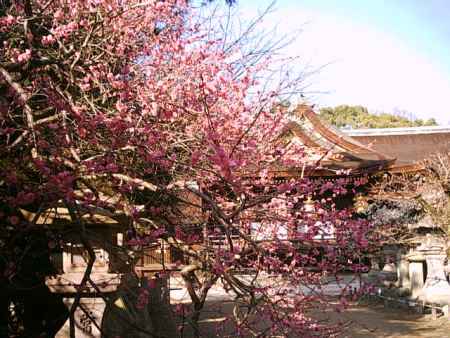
[170,274,450,337]
[336,303,450,338]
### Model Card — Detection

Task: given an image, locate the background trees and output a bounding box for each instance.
[369,153,450,244]
[319,105,438,129]
[1,1,373,337]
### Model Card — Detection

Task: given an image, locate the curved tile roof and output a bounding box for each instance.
[272,105,450,177]
[275,105,396,177]
[346,127,450,164]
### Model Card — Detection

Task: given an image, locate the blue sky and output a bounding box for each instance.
[237,0,450,124]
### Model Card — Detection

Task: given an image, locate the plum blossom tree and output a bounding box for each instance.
[0,0,374,337]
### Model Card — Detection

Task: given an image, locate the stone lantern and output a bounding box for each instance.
[303,196,315,214]
[354,193,368,214]
[415,235,450,305]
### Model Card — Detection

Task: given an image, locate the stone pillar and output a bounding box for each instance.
[397,252,411,294]
[408,255,424,299]
[62,242,72,273]
[367,256,383,284]
[370,257,381,272]
[380,249,397,283]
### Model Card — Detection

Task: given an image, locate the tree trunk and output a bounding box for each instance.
[101,273,178,338]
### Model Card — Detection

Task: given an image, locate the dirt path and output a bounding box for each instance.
[337,304,450,338]
[171,274,450,337]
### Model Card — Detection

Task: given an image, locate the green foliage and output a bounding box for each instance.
[319,105,438,129]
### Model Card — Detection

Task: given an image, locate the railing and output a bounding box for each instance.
[136,242,185,273]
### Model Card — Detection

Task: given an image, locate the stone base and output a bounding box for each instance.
[397,286,412,297]
[47,273,121,338]
[56,298,105,338]
[418,282,450,306]
[378,271,397,282]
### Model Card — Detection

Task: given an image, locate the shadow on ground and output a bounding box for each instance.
[175,299,450,338]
